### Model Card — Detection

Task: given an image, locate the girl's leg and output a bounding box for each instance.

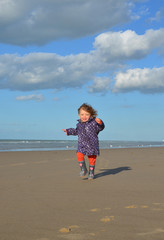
[88,155,97,180]
[77,152,85,162]
[77,152,88,177]
[88,155,97,166]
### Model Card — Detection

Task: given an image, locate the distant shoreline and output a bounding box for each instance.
[1,145,164,153]
[0,139,164,152]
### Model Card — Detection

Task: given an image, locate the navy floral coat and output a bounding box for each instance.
[66,118,105,156]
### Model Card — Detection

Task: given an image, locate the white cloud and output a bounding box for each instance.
[89,77,111,94]
[1,28,164,94]
[0,52,97,91]
[0,0,133,46]
[93,28,164,61]
[113,67,164,93]
[16,94,44,101]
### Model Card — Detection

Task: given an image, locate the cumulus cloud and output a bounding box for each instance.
[89,77,111,94]
[113,67,164,93]
[93,28,164,61]
[0,52,96,91]
[16,94,44,101]
[0,0,132,46]
[0,28,164,94]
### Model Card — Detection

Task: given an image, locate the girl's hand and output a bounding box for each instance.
[95,118,102,124]
[62,129,68,135]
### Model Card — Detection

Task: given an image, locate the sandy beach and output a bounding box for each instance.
[0,147,164,240]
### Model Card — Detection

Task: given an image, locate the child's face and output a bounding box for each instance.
[79,109,91,122]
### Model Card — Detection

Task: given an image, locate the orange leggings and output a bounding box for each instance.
[77,152,97,166]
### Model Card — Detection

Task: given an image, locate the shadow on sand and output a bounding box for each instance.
[94,166,132,179]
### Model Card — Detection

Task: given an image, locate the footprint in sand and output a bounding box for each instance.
[100,216,115,223]
[59,226,83,240]
[90,208,100,212]
[89,207,114,224]
[59,203,164,238]
[59,226,92,240]
[125,204,150,209]
[125,203,164,211]
[125,205,138,209]
[59,225,80,233]
[59,228,72,233]
[90,207,111,212]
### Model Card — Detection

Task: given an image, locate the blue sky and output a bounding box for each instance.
[0,0,164,141]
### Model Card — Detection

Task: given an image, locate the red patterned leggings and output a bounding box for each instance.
[77,152,97,166]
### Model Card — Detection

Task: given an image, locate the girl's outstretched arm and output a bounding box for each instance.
[62,128,77,136]
[62,129,68,135]
[95,118,102,124]
[95,118,105,132]
[66,127,78,136]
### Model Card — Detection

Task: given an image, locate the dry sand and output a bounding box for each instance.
[0,147,164,240]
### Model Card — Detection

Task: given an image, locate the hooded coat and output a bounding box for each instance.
[66,118,105,156]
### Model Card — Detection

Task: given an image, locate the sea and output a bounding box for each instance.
[0,139,164,152]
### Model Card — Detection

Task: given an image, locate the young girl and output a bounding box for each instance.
[63,103,105,179]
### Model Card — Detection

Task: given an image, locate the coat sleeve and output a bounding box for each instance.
[96,119,105,132]
[66,127,78,136]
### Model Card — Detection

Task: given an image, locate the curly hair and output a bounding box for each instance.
[78,103,97,118]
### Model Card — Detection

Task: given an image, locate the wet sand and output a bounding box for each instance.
[0,147,164,240]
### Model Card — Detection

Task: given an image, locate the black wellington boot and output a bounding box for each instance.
[88,165,95,180]
[79,161,88,177]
